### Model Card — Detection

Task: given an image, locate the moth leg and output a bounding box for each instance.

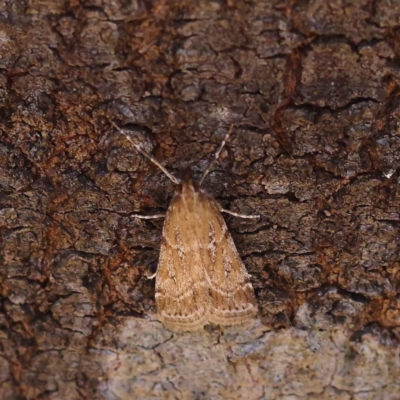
[147,272,157,279]
[132,214,165,219]
[220,208,259,219]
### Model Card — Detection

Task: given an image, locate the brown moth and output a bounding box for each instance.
[111,122,258,331]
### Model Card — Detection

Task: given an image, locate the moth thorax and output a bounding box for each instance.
[178,166,200,195]
[180,179,200,197]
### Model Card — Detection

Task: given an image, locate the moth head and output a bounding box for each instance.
[178,166,200,193]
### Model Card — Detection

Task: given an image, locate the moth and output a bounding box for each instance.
[111,122,258,331]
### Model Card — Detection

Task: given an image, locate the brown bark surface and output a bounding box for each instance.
[1,1,399,399]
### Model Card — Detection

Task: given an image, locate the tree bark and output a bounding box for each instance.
[0,0,399,399]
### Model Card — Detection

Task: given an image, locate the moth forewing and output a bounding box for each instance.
[112,122,258,332]
[155,183,210,331]
[204,194,258,326]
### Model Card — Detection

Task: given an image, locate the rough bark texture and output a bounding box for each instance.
[1,1,400,399]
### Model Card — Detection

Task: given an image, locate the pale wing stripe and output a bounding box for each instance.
[207,282,254,297]
[155,281,207,301]
[159,309,208,320]
[212,307,257,315]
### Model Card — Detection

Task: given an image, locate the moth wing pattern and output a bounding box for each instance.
[155,186,257,331]
[155,193,210,331]
[202,193,258,326]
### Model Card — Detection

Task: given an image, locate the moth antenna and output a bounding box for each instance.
[110,121,180,185]
[199,124,235,186]
[131,214,165,219]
